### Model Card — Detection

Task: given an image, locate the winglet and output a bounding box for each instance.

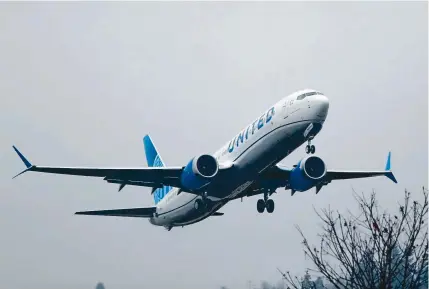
[12,167,33,179]
[12,146,34,179]
[384,152,397,184]
[385,151,392,171]
[13,146,32,168]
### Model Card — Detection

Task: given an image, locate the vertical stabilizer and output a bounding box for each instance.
[143,135,173,204]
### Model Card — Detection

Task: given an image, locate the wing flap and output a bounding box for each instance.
[75,207,156,218]
[104,178,163,188]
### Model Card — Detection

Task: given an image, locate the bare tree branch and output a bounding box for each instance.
[280,187,428,289]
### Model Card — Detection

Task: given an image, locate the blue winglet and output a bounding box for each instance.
[12,146,34,179]
[384,152,397,184]
[385,151,392,171]
[13,146,32,168]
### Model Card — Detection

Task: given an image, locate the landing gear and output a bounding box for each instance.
[305,137,316,154]
[305,145,315,154]
[256,191,275,213]
[257,199,265,213]
[194,199,203,211]
[194,197,211,212]
[266,199,275,213]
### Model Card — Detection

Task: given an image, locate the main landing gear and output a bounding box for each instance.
[305,136,316,154]
[194,199,204,211]
[257,191,275,214]
[194,193,211,212]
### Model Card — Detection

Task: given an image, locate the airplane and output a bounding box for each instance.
[12,88,397,231]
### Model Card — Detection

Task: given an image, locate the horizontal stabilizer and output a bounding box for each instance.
[75,207,156,218]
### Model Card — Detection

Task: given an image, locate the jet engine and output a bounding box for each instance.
[289,155,327,192]
[180,154,219,191]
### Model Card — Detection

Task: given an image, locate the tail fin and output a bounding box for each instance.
[143,135,173,204]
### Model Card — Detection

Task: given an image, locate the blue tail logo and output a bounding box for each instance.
[143,135,173,204]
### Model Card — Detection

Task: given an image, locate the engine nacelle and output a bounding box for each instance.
[289,155,327,192]
[180,154,219,191]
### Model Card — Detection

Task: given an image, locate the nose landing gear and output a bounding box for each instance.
[256,190,275,214]
[305,136,316,154]
[305,145,315,154]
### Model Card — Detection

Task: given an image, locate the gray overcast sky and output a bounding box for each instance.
[0,2,427,289]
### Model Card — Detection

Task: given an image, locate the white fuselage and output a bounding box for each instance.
[149,89,329,229]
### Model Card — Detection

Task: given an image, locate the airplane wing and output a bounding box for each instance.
[12,146,184,188]
[75,207,156,218]
[252,152,397,194]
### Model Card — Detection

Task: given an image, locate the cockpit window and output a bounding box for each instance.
[296,94,306,100]
[296,91,323,100]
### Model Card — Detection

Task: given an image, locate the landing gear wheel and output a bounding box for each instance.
[306,136,316,154]
[257,199,265,213]
[266,199,275,213]
[305,145,311,154]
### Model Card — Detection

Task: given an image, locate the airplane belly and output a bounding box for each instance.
[151,192,221,227]
[171,201,226,226]
[151,119,325,228]
[207,120,318,199]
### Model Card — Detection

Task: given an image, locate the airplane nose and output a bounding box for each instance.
[312,94,329,120]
